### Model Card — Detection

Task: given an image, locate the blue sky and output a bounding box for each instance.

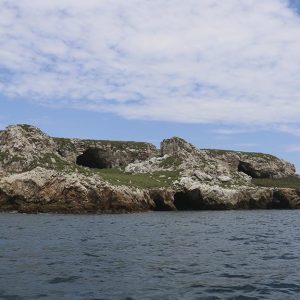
[1,0,300,171]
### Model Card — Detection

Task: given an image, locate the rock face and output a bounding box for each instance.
[237,154,295,178]
[0,124,299,213]
[0,168,157,213]
[55,137,158,168]
[203,149,296,179]
[0,125,62,173]
[161,137,196,156]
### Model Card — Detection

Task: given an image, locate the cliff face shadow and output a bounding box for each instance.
[268,191,291,209]
[238,161,258,178]
[174,189,204,210]
[76,148,111,169]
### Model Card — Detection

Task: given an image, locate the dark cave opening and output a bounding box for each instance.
[238,161,271,178]
[268,191,291,209]
[174,189,203,210]
[76,148,111,169]
[152,194,173,211]
[238,161,258,178]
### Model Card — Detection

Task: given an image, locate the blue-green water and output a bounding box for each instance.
[0,211,300,299]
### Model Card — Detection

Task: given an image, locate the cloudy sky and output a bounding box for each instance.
[1,0,300,169]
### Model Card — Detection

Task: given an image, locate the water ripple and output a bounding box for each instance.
[0,210,300,299]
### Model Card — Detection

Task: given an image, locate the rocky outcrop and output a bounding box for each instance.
[271,188,300,209]
[0,167,175,213]
[205,149,295,178]
[55,137,158,168]
[161,137,196,156]
[0,125,64,173]
[0,124,299,213]
[0,167,298,213]
[0,124,157,174]
[172,185,293,210]
[237,154,295,178]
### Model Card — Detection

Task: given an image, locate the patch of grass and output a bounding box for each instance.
[253,177,300,189]
[78,167,180,188]
[204,149,237,155]
[204,149,276,159]
[54,137,155,151]
[241,152,277,159]
[159,155,183,168]
[53,137,72,145]
[83,139,153,150]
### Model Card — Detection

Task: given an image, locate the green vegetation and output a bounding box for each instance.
[242,152,277,159]
[53,137,73,145]
[1,149,179,189]
[33,152,179,188]
[77,167,179,188]
[82,139,152,150]
[204,149,277,159]
[159,155,182,168]
[204,149,236,155]
[54,137,153,151]
[253,177,300,189]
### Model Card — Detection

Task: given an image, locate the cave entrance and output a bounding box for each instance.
[268,191,291,209]
[238,161,270,178]
[174,189,203,210]
[76,148,111,169]
[238,161,257,178]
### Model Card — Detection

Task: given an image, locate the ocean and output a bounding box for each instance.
[0,210,300,299]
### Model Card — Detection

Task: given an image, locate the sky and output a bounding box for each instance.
[0,0,300,170]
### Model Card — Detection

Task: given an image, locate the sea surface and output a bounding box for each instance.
[0,211,300,300]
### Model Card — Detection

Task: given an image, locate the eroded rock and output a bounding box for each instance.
[0,124,299,213]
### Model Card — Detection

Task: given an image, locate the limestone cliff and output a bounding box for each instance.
[0,124,299,213]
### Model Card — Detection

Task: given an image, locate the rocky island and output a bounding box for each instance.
[0,124,299,213]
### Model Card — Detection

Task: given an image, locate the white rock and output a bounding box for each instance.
[218,175,232,182]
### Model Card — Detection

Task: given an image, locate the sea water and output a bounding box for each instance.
[0,210,300,299]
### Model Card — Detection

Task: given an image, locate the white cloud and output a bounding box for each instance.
[212,128,257,135]
[0,0,300,124]
[285,145,300,152]
[276,124,300,137]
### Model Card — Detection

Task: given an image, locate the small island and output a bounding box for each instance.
[0,124,299,213]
